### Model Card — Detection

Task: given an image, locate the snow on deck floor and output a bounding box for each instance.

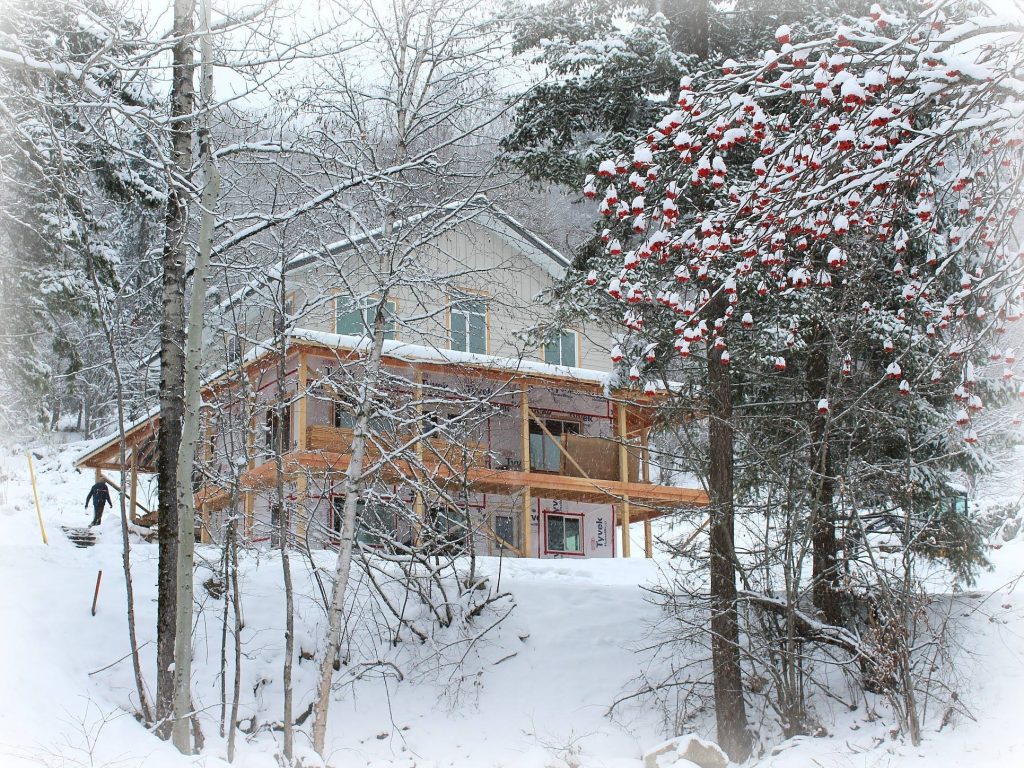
[0,441,1022,767]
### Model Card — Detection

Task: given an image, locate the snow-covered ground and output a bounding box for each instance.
[0,440,1022,767]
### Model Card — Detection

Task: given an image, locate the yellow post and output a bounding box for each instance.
[27,451,47,545]
[520,384,532,558]
[617,402,631,558]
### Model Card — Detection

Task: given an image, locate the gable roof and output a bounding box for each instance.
[218,195,569,314]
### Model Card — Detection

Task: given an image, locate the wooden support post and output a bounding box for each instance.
[641,426,651,484]
[617,402,631,558]
[129,453,139,524]
[520,384,532,558]
[295,351,309,539]
[91,570,103,616]
[245,391,257,540]
[644,518,653,559]
[199,503,211,545]
[244,490,254,540]
[413,369,426,544]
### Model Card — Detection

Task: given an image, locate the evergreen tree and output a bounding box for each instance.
[502,0,902,187]
[0,0,163,432]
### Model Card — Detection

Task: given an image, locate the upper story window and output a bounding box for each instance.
[544,329,578,368]
[336,296,397,340]
[225,334,242,363]
[450,294,487,354]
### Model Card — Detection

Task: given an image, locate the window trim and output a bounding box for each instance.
[334,293,400,340]
[447,288,490,355]
[224,332,242,363]
[542,328,580,368]
[543,511,585,556]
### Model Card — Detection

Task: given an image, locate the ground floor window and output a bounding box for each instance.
[545,513,582,554]
[332,496,393,547]
[426,505,468,554]
[494,514,514,549]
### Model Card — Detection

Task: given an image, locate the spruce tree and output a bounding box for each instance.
[0,0,162,431]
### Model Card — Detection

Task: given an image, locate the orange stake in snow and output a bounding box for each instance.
[91,570,103,616]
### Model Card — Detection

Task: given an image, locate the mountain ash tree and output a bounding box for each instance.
[560,0,1023,755]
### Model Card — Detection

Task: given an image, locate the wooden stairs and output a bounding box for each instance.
[61,526,96,548]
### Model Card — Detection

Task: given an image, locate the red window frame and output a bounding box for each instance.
[542,510,586,556]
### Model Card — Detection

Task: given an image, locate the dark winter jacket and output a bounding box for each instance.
[85,482,112,509]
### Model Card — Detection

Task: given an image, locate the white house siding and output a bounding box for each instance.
[286,213,616,375]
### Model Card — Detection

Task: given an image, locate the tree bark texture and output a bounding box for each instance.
[806,327,842,627]
[155,0,196,738]
[705,291,752,762]
[273,297,295,762]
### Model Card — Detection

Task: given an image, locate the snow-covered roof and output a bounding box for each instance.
[287,328,614,386]
[78,328,626,469]
[218,196,569,313]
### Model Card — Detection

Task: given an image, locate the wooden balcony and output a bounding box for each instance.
[284,423,705,513]
[305,424,489,471]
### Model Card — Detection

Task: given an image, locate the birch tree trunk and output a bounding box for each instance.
[156,0,195,737]
[171,0,218,750]
[310,307,390,755]
[272,277,296,762]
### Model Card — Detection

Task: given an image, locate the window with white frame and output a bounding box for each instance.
[546,513,582,554]
[336,297,397,340]
[544,329,578,367]
[450,294,487,354]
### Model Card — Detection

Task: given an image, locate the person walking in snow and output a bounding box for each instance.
[85,480,112,526]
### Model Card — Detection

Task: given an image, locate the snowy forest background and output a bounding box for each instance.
[1,0,1024,766]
